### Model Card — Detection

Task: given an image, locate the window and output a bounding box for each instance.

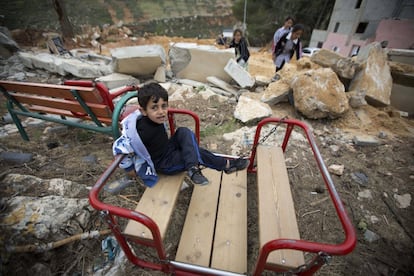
[317,41,323,48]
[356,22,368,33]
[355,0,363,9]
[334,22,340,33]
[350,45,360,56]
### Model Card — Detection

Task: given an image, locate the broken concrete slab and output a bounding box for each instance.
[96,73,139,90]
[393,193,411,208]
[255,75,271,86]
[154,66,166,83]
[234,95,272,123]
[353,134,380,146]
[224,58,255,88]
[261,81,290,105]
[62,58,107,78]
[111,45,166,76]
[169,42,234,82]
[178,79,207,89]
[17,52,34,68]
[347,90,367,108]
[209,86,234,98]
[207,76,238,95]
[350,42,392,106]
[31,53,66,75]
[291,68,349,119]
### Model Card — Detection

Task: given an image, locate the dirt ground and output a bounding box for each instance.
[1,36,414,276]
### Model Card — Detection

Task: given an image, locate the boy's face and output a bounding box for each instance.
[291,30,303,40]
[141,97,168,124]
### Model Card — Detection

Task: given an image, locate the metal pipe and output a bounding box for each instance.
[170,261,244,276]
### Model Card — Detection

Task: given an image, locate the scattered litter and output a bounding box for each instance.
[351,172,369,186]
[358,189,373,200]
[393,193,411,209]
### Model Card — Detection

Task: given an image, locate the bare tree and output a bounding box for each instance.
[52,0,74,39]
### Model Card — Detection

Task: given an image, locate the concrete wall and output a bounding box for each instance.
[308,29,328,48]
[374,19,414,49]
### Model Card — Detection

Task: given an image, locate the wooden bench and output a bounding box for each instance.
[123,168,248,274]
[256,145,304,269]
[0,80,137,141]
[124,173,186,241]
[176,168,247,273]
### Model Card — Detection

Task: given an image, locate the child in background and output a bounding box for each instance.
[228,29,250,69]
[272,24,304,81]
[272,16,294,62]
[110,83,249,191]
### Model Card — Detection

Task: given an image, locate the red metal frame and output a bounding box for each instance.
[89,116,356,275]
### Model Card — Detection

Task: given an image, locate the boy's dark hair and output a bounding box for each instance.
[138,82,168,110]
[233,28,243,37]
[292,24,305,33]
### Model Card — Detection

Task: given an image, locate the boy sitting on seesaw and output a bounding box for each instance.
[109,82,248,191]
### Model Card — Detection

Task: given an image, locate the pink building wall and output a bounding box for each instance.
[322,19,414,56]
[322,32,365,57]
[374,19,414,49]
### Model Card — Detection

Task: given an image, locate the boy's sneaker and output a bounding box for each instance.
[188,166,209,186]
[224,158,249,174]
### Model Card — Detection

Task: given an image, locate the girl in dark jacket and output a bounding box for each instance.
[273,24,304,75]
[228,28,250,69]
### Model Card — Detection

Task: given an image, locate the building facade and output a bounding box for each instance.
[309,0,414,56]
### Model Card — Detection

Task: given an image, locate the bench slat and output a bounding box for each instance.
[10,93,112,118]
[124,173,185,241]
[27,105,112,124]
[0,81,103,103]
[175,169,221,266]
[257,145,304,269]
[211,169,247,273]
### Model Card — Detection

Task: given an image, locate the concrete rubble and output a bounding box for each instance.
[311,48,358,79]
[224,58,255,88]
[291,68,350,119]
[18,51,112,78]
[350,42,393,106]
[169,42,234,82]
[234,95,272,124]
[96,72,139,90]
[111,45,166,76]
[261,81,290,105]
[0,26,20,58]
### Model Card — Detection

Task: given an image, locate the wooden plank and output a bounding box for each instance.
[211,169,247,274]
[0,80,103,103]
[9,93,112,118]
[27,105,112,124]
[175,169,221,266]
[257,145,304,269]
[124,173,185,241]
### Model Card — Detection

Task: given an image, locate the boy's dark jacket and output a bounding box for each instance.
[274,32,302,61]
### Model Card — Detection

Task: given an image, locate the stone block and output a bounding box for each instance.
[261,81,290,105]
[154,66,166,83]
[31,53,66,75]
[353,134,380,146]
[18,52,34,68]
[96,73,138,90]
[61,58,105,78]
[111,45,166,76]
[224,58,255,88]
[234,95,272,123]
[169,43,234,82]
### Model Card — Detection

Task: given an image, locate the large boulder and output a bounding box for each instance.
[311,48,357,79]
[291,68,349,119]
[111,45,166,76]
[277,62,298,85]
[349,43,393,106]
[169,43,234,82]
[234,95,272,123]
[261,81,290,105]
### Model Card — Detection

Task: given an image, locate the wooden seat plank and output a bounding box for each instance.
[0,80,103,103]
[27,105,112,124]
[257,145,304,269]
[211,169,247,274]
[10,93,112,118]
[124,173,185,241]
[175,169,222,266]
